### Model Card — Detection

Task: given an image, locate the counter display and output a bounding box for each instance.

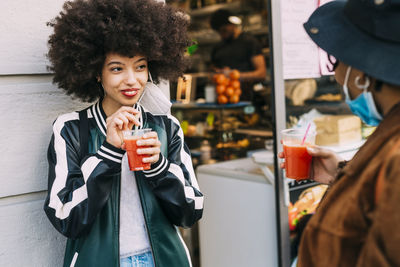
[171,101,272,166]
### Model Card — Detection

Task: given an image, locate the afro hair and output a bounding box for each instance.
[47,0,192,102]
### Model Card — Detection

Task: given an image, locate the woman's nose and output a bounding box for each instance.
[125,69,138,85]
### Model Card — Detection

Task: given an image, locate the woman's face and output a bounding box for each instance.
[101,53,148,112]
[334,61,364,100]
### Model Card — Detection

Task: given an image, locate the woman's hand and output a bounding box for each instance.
[123,131,161,165]
[278,145,343,185]
[306,146,342,184]
[106,106,140,149]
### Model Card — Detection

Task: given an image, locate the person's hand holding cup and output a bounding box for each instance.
[122,128,161,171]
[281,128,316,180]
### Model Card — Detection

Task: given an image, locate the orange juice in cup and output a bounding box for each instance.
[123,128,151,171]
[282,128,316,180]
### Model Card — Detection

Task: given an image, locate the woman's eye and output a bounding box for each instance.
[137,64,147,71]
[111,67,123,72]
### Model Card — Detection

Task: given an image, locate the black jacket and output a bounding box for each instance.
[44,102,203,267]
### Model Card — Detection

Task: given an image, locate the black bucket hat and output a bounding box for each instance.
[304,0,400,86]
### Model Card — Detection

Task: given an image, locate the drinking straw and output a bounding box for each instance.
[134,92,145,131]
[301,123,311,146]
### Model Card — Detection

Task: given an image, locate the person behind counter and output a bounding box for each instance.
[209,8,267,101]
[43,0,204,266]
[279,0,400,266]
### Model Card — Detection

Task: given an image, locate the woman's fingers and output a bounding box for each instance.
[135,131,161,164]
[137,146,161,156]
[124,111,141,127]
[115,114,130,129]
[137,132,160,146]
[107,107,140,130]
[112,117,124,130]
[142,153,160,163]
[137,138,161,147]
[306,146,334,158]
[137,142,161,164]
[280,162,285,169]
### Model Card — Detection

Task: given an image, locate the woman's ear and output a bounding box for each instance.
[355,72,371,91]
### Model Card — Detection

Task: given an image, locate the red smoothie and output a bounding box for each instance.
[284,144,312,180]
[124,137,151,171]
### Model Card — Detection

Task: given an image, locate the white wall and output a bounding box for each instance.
[0,1,173,266]
[0,1,88,266]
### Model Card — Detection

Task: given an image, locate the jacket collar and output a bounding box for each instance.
[340,102,400,178]
[90,100,145,137]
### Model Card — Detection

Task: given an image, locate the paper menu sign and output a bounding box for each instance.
[318,0,335,76]
[319,49,335,76]
[281,0,335,79]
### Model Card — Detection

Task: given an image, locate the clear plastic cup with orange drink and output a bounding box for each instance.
[123,128,152,171]
[282,128,316,180]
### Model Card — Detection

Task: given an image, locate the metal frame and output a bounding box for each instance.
[267,0,291,266]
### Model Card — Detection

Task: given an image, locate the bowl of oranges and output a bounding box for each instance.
[213,70,242,105]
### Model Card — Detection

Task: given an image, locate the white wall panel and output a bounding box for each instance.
[0,0,65,74]
[0,79,89,197]
[0,196,66,267]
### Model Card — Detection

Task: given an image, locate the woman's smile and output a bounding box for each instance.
[121,88,140,97]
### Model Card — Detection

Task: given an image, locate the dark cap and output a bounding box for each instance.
[210,9,238,31]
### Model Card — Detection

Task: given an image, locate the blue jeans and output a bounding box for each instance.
[120,251,154,267]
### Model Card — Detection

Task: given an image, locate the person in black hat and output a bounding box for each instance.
[279,0,400,266]
[209,8,267,101]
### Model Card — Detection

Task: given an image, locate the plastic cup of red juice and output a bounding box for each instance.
[123,128,152,171]
[282,128,316,180]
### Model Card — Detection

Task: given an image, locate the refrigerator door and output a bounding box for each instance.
[197,158,278,267]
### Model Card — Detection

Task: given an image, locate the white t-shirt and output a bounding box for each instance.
[119,154,151,258]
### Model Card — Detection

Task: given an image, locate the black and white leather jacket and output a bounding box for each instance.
[44,101,203,267]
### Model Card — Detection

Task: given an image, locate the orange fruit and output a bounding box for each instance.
[216,84,226,95]
[225,86,234,96]
[215,73,227,85]
[229,94,240,104]
[212,74,218,83]
[217,94,228,104]
[229,69,240,80]
[234,88,242,96]
[230,79,240,89]
[223,77,230,86]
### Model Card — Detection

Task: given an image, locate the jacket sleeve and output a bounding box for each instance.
[142,115,204,228]
[43,114,125,239]
[356,152,400,267]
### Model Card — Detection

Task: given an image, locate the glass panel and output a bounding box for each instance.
[166,1,277,267]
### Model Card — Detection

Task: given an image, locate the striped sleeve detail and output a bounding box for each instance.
[142,154,168,177]
[96,141,125,167]
[81,157,102,182]
[49,112,94,220]
[167,115,201,192]
[168,163,204,210]
[168,115,204,210]
[55,185,88,220]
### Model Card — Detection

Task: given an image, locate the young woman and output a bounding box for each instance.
[43,1,203,266]
[280,0,400,266]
